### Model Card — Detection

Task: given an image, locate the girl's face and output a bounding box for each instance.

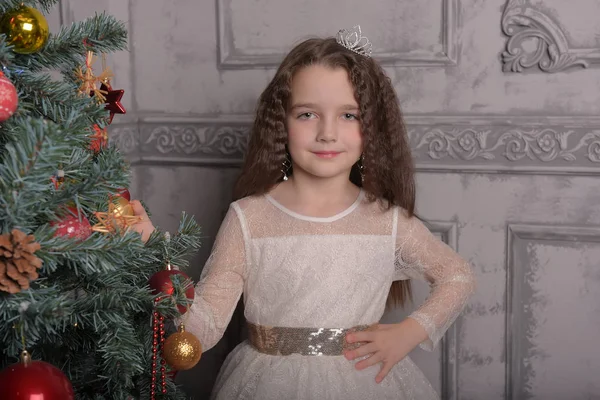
[286,64,363,182]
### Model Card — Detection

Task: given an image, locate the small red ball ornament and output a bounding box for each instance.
[0,350,75,400]
[117,188,131,201]
[51,207,92,241]
[0,71,18,121]
[148,265,195,314]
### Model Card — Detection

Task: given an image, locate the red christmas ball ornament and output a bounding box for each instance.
[0,351,74,400]
[0,71,18,122]
[167,369,178,381]
[117,188,131,201]
[51,207,92,241]
[148,266,195,314]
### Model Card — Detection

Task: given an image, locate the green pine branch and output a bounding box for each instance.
[12,13,127,73]
[10,70,110,125]
[36,227,154,276]
[47,147,132,216]
[0,34,15,66]
[0,118,75,231]
[0,1,59,14]
[169,212,203,269]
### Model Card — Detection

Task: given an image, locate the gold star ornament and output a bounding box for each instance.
[92,197,141,234]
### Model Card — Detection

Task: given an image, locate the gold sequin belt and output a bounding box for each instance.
[247,322,378,356]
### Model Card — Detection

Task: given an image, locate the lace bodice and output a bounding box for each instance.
[181,190,475,353]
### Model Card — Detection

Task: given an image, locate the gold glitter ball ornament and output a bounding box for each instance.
[162,324,202,370]
[0,5,49,54]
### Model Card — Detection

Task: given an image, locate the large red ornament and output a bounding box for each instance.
[51,207,92,241]
[148,267,195,314]
[0,71,18,121]
[0,351,75,400]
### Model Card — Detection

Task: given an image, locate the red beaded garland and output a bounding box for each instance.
[151,297,167,399]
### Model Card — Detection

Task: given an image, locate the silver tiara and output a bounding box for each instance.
[336,25,373,57]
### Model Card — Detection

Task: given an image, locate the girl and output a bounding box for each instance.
[132,25,476,400]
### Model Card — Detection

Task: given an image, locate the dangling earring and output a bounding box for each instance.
[281,154,292,181]
[358,155,365,183]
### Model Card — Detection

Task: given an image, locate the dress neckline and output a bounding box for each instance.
[265,189,364,223]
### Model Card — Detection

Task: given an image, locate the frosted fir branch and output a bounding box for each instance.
[140,214,202,271]
[0,286,73,328]
[0,287,160,399]
[176,212,203,247]
[0,120,123,232]
[87,146,132,190]
[12,13,127,73]
[0,146,97,227]
[96,319,144,380]
[74,281,153,314]
[0,118,76,230]
[9,70,110,126]
[0,0,59,14]
[167,212,203,269]
[0,286,75,357]
[36,227,156,278]
[45,147,132,217]
[0,145,131,229]
[0,35,15,66]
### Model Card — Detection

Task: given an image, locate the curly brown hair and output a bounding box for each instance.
[233,37,415,308]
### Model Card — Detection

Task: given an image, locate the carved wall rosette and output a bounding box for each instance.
[501,0,599,73]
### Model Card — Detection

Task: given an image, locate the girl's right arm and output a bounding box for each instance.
[177,204,247,351]
[131,201,247,352]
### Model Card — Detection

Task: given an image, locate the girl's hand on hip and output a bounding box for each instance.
[344,318,428,383]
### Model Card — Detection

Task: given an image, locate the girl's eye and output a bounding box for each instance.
[297,112,315,119]
[343,113,358,120]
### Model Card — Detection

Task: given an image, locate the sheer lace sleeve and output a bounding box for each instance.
[394,210,476,351]
[178,203,247,351]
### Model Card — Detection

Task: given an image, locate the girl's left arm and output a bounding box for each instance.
[394,212,476,351]
[344,211,476,382]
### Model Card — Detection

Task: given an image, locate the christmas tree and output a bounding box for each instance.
[0,1,201,399]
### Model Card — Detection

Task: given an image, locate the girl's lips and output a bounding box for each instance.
[313,151,342,158]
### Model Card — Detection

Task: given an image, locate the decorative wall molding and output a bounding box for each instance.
[409,128,600,174]
[501,0,600,73]
[109,115,600,175]
[505,223,600,400]
[217,0,458,69]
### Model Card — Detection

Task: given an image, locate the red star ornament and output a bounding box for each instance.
[101,82,126,124]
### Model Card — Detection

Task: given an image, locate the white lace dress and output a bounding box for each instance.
[181,190,476,399]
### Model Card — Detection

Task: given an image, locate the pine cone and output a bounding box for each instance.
[0,229,43,294]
